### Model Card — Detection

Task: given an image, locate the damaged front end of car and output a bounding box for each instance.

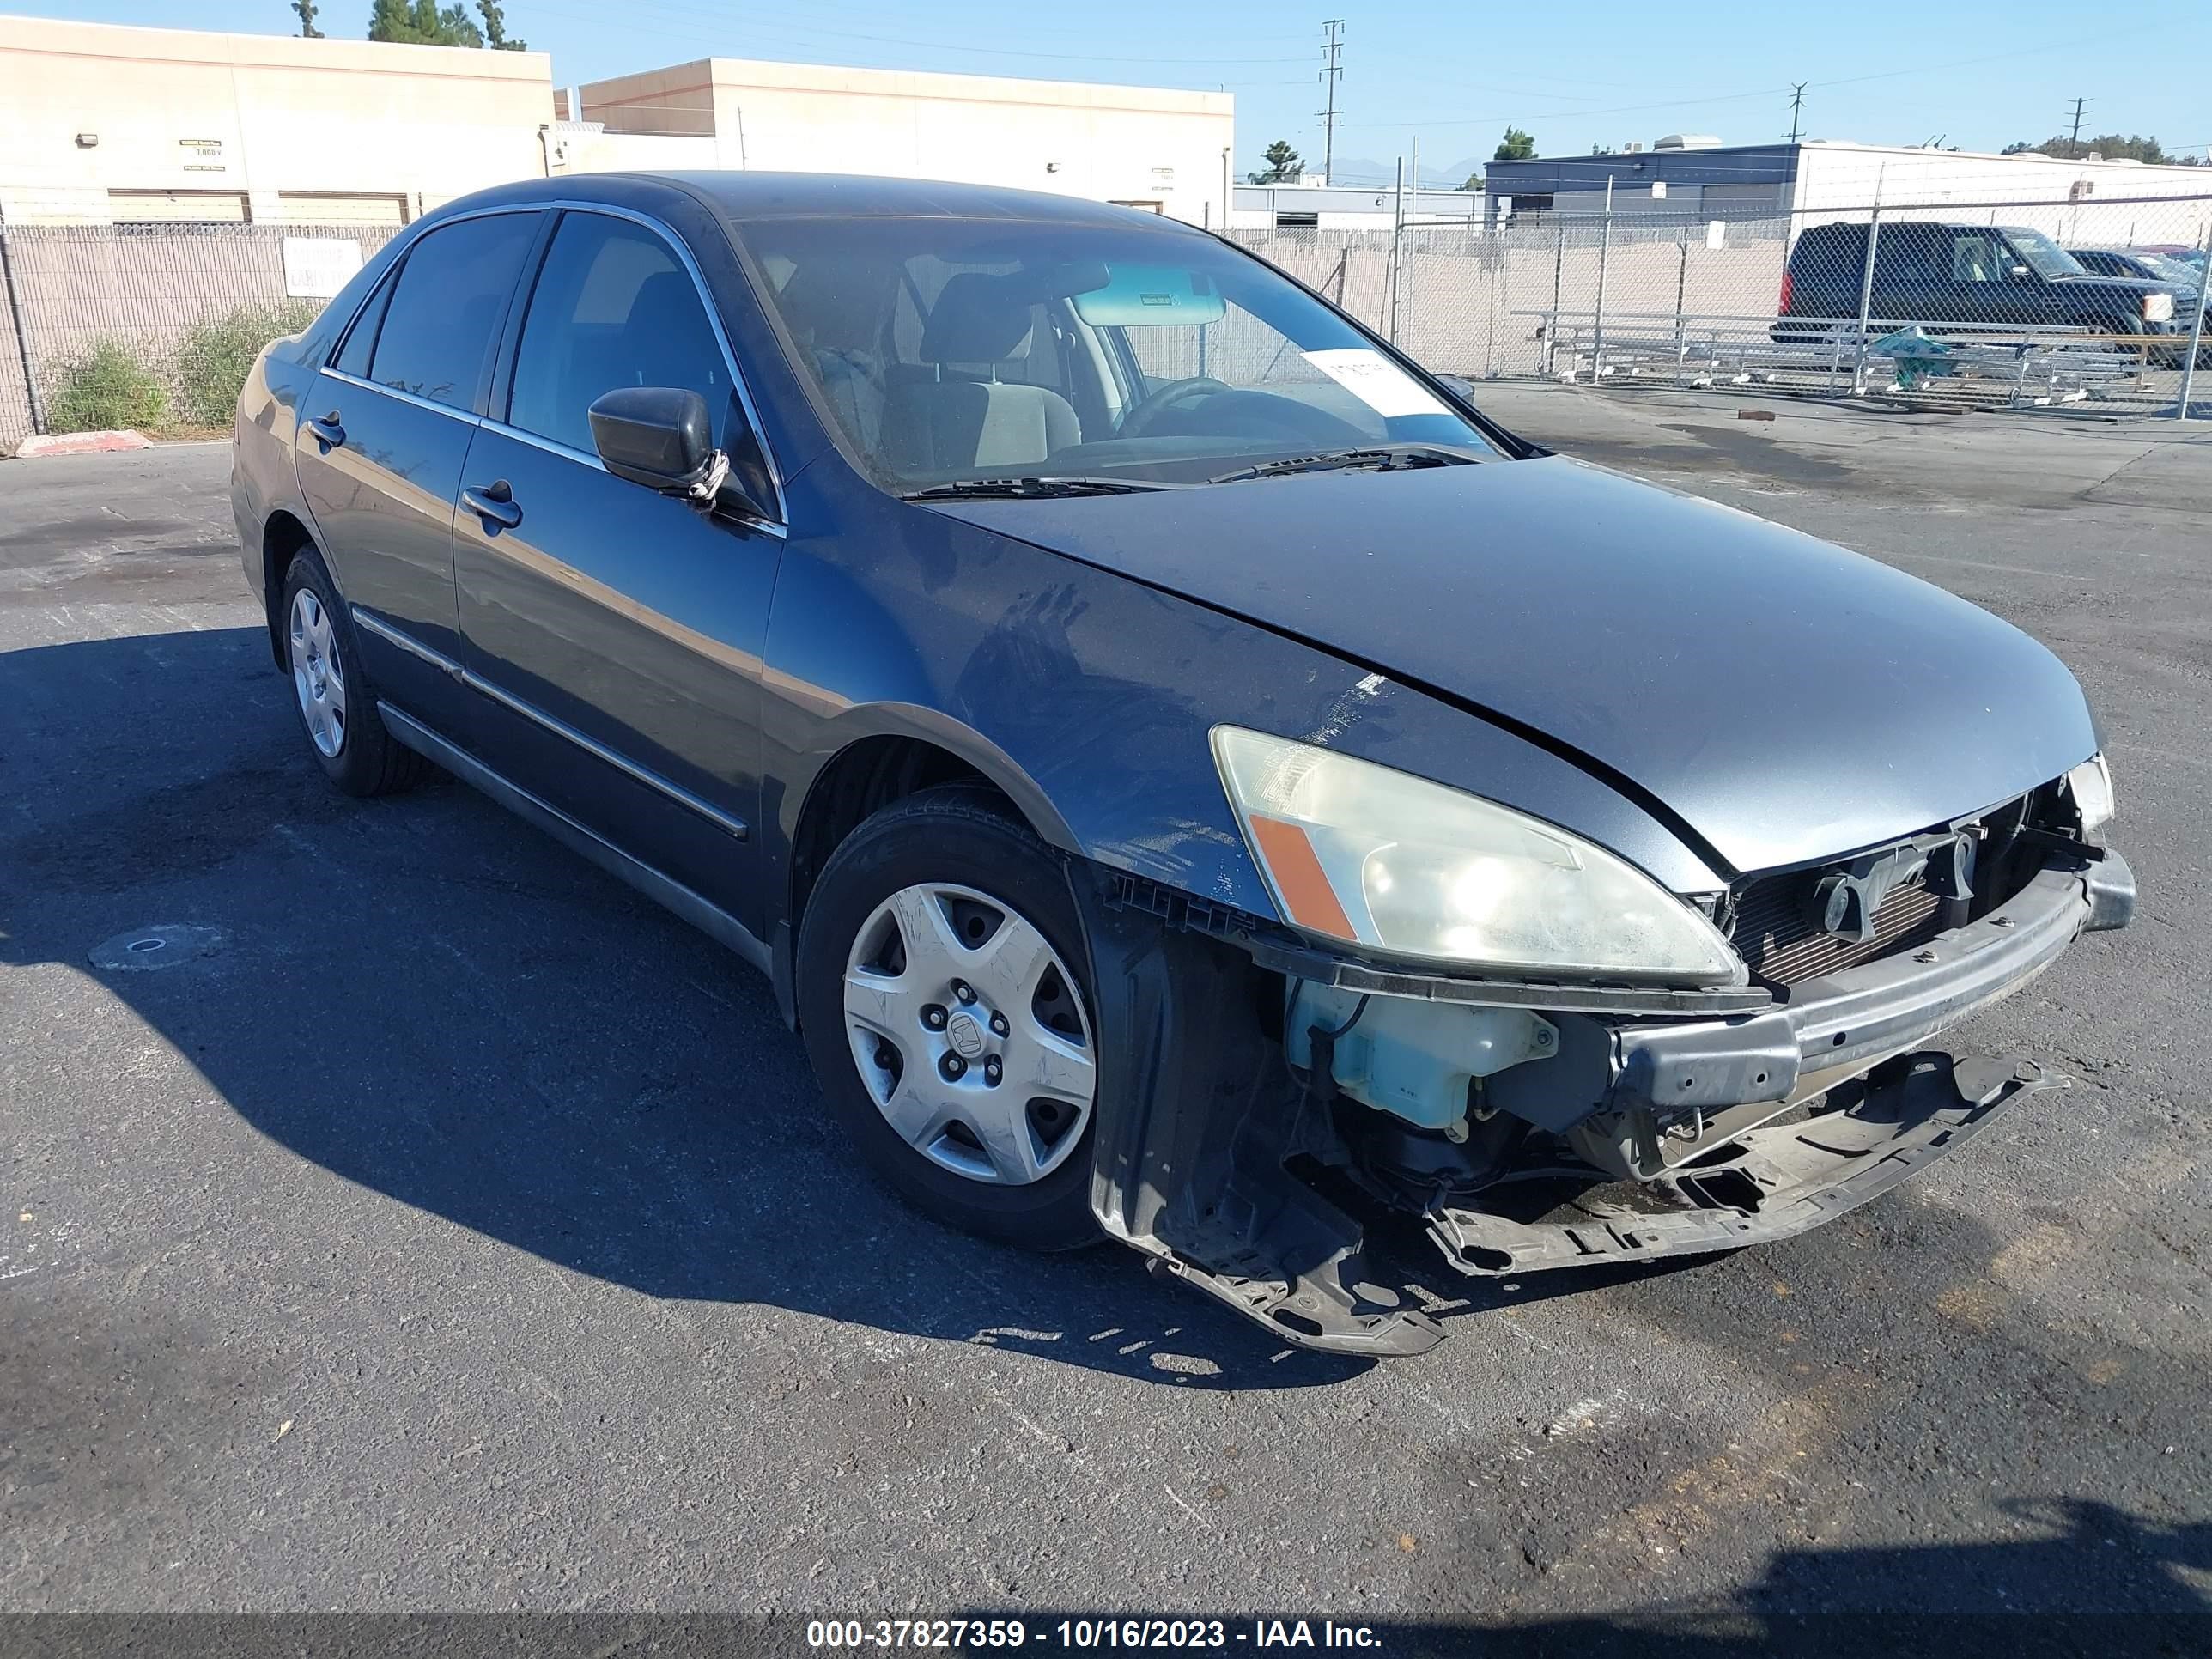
[1073,751,2134,1357]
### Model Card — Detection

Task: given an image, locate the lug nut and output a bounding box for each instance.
[951,980,977,1005]
[922,1004,947,1030]
[988,1011,1009,1037]
[940,1053,966,1081]
[983,1056,1003,1085]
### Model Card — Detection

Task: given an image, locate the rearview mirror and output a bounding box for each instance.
[588,386,770,520]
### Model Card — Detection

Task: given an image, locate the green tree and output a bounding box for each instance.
[477,0,526,49]
[2002,132,2204,166]
[367,0,483,46]
[1458,170,1484,191]
[1494,126,1536,161]
[1248,139,1303,184]
[293,0,324,36]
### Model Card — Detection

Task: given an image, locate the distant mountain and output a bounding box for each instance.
[1302,155,1491,191]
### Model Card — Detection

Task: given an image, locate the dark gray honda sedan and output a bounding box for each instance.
[232,173,2133,1355]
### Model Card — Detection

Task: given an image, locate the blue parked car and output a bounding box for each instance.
[232,173,2132,1354]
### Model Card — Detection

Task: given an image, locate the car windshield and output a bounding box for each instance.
[740,215,1500,489]
[2142,252,2200,287]
[2003,228,2087,280]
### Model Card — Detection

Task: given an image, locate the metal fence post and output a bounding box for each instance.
[0,221,42,439]
[1388,156,1405,343]
[1591,175,1614,380]
[1544,216,1565,376]
[1850,169,1885,395]
[1673,222,1691,361]
[2175,221,2210,421]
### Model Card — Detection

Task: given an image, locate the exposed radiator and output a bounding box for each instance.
[1728,868,1947,988]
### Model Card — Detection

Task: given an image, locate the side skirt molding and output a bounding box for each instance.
[379,701,772,975]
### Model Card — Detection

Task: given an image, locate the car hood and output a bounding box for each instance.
[926,456,2098,877]
[2051,272,2185,294]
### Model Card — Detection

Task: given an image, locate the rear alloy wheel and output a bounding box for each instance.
[289,586,348,760]
[797,788,1103,1250]
[278,545,431,797]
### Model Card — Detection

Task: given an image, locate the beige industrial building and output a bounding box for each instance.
[572,58,1233,225]
[0,15,556,225]
[0,15,1237,227]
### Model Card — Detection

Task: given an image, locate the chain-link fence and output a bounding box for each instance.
[0,220,403,449]
[1232,186,2212,414]
[4,191,2207,450]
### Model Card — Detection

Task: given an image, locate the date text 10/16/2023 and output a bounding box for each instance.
[806,1618,1385,1649]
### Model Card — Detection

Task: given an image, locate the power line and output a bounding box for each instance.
[1317,19,1344,181]
[1784,82,1807,143]
[1342,30,2111,131]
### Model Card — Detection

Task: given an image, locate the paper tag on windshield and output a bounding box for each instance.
[1301,349,1454,419]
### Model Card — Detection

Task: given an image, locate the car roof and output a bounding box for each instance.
[422,170,1203,232]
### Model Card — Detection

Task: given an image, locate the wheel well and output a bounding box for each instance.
[261,511,315,665]
[788,736,1017,931]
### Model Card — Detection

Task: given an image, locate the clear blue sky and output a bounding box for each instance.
[28,0,2212,185]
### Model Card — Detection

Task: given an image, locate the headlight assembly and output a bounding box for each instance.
[2067,753,2114,835]
[1212,726,1743,985]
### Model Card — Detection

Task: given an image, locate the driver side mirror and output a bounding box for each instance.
[1435,373,1478,404]
[2008,264,2032,280]
[588,386,771,520]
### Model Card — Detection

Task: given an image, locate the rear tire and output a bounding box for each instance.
[279,545,431,798]
[796,787,1103,1252]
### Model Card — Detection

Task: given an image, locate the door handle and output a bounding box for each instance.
[307,411,345,449]
[461,481,523,531]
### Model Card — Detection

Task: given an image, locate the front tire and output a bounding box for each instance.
[279,545,430,798]
[796,787,1102,1252]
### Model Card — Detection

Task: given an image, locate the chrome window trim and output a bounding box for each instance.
[502,201,787,526]
[318,197,787,526]
[320,203,546,374]
[323,365,484,426]
[350,609,751,843]
[472,414,788,541]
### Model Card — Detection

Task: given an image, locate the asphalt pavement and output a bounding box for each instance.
[3,399,2208,1639]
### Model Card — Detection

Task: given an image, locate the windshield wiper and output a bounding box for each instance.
[903,476,1179,500]
[1205,446,1478,485]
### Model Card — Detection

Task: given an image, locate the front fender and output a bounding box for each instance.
[758,462,1729,963]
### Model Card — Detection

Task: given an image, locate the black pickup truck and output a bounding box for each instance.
[1775,221,2193,357]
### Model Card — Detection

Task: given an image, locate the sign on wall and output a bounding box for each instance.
[282,236,365,300]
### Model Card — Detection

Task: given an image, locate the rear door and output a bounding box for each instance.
[1870,223,1947,326]
[294,209,544,720]
[453,206,784,936]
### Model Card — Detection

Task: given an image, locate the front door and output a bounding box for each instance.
[453,208,783,935]
[293,209,544,719]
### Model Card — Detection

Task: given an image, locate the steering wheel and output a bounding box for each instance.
[1116,375,1231,440]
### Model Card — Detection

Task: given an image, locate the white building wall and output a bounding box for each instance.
[0,15,556,225]
[1793,143,2212,246]
[582,58,1234,227]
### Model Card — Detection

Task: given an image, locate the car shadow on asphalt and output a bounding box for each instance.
[10,625,1620,1389]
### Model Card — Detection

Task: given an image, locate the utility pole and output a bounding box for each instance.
[1784,82,1807,143]
[2066,96,2090,157]
[1317,19,1344,184]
